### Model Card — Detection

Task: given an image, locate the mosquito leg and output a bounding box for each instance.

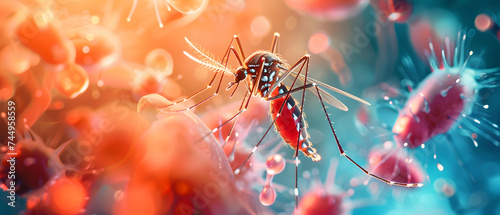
[166,36,246,112]
[270,32,280,53]
[293,55,311,209]
[234,35,246,60]
[313,84,424,187]
[221,93,247,148]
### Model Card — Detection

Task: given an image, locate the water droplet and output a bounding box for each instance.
[259,185,276,206]
[265,154,285,175]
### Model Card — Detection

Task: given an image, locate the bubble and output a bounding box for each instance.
[166,0,207,14]
[251,16,271,37]
[259,185,276,206]
[145,48,174,76]
[308,32,330,54]
[475,13,494,32]
[265,154,285,175]
[90,15,100,25]
[54,63,89,98]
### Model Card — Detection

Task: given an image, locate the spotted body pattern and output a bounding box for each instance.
[243,51,320,160]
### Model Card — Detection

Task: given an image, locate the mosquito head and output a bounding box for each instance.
[227,67,247,91]
[235,67,247,82]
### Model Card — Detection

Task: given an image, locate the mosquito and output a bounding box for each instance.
[156,33,423,208]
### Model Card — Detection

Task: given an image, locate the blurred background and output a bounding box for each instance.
[1,0,500,214]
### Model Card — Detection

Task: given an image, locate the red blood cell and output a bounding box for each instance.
[284,0,369,21]
[0,143,51,195]
[368,146,425,184]
[393,70,472,148]
[376,0,413,23]
[54,63,89,99]
[16,14,75,65]
[297,192,343,215]
[71,27,121,72]
[0,131,76,198]
[47,178,87,214]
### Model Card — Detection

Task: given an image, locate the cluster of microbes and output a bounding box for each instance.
[1,0,500,214]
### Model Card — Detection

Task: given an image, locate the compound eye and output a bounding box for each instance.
[236,69,246,81]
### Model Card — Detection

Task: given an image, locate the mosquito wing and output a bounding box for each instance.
[184,37,234,76]
[290,72,370,111]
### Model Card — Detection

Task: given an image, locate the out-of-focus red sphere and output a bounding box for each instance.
[368,145,425,184]
[296,192,343,215]
[285,0,369,21]
[0,142,51,196]
[47,178,87,214]
[376,0,413,23]
[16,14,75,65]
[71,26,121,72]
[54,63,89,99]
[475,13,495,32]
[25,177,87,215]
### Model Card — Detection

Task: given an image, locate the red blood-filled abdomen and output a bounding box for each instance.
[269,87,309,154]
